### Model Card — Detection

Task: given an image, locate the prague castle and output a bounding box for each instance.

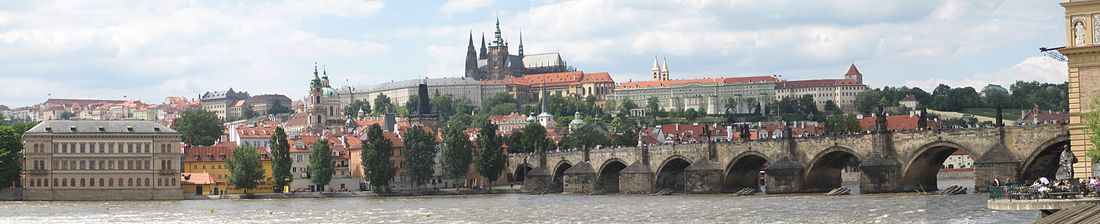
[465,18,572,81]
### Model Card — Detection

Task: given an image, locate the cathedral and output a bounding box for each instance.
[465,18,573,81]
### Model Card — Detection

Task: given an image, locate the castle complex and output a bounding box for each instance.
[465,18,572,81]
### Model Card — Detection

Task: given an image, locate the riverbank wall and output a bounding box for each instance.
[191,188,526,200]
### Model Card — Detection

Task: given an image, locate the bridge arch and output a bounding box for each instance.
[513,163,534,184]
[1020,135,1071,182]
[803,146,863,193]
[595,158,629,193]
[551,160,573,192]
[654,156,692,193]
[722,151,771,193]
[901,140,973,191]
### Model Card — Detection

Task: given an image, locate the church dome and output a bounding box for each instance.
[322,87,339,97]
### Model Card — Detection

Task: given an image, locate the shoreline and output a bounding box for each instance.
[189,188,527,200]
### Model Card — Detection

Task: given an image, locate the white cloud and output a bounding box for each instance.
[902,56,1067,90]
[439,0,494,16]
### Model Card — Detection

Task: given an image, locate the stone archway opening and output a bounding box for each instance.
[514,164,533,184]
[655,158,692,193]
[722,155,768,193]
[804,150,861,193]
[552,163,573,193]
[903,146,971,192]
[1021,140,1071,182]
[596,160,628,193]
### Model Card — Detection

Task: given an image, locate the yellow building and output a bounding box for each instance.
[182,142,274,195]
[1060,0,1100,177]
[181,173,215,195]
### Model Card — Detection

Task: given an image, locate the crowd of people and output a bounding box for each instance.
[992,176,1100,199]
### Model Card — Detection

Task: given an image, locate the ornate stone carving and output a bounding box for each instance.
[1073,16,1087,46]
[1093,14,1100,44]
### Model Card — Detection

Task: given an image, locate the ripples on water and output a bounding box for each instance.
[0,179,1037,223]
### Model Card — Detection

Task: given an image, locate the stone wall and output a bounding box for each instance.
[23,189,183,201]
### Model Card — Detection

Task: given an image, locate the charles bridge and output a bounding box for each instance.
[509,124,1069,194]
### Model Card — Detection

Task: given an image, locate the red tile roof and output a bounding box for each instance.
[846,64,862,76]
[480,71,615,87]
[236,122,278,138]
[778,79,863,88]
[184,142,272,162]
[1017,111,1069,124]
[44,98,127,106]
[616,76,778,89]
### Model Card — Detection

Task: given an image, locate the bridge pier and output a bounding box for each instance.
[859,157,903,193]
[619,161,654,194]
[685,159,724,193]
[524,167,551,193]
[973,143,1020,192]
[763,157,805,194]
[563,162,596,194]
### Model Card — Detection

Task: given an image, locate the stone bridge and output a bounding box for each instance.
[509,124,1069,194]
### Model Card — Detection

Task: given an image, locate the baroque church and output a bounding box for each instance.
[306,63,342,133]
[465,18,573,81]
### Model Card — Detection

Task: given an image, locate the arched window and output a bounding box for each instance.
[99,178,104,187]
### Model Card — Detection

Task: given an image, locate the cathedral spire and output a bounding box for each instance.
[479,33,487,59]
[518,30,524,57]
[313,62,320,80]
[492,15,504,46]
[652,56,660,71]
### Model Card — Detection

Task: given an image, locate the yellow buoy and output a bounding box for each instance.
[209,210,215,214]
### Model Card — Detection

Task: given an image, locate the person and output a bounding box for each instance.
[1040,176,1050,185]
[992,177,1002,187]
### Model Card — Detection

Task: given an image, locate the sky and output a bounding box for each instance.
[0,0,1072,108]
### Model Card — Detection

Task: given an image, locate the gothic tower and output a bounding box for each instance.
[486,17,511,80]
[465,32,479,80]
[479,33,488,59]
[518,31,525,57]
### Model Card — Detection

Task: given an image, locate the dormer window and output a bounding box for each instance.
[154,127,161,132]
[45,126,52,132]
[98,126,106,132]
[70,126,77,132]
[126,126,134,132]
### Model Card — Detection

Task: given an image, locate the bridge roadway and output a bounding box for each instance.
[509,124,1069,194]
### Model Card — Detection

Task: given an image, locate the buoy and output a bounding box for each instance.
[267,211,273,215]
[209,210,215,214]
[426,214,431,218]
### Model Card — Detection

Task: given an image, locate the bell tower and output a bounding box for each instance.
[1060,0,1100,178]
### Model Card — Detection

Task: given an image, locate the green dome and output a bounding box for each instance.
[322,87,339,97]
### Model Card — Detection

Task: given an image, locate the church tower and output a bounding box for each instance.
[486,17,511,80]
[844,63,863,84]
[465,32,479,80]
[479,33,488,60]
[661,57,670,81]
[651,56,662,81]
[307,63,325,132]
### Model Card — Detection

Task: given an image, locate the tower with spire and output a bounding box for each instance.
[465,32,480,80]
[464,17,569,81]
[307,62,341,133]
[844,63,863,84]
[652,56,670,81]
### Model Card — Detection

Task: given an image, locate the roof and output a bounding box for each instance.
[236,122,278,138]
[489,113,528,123]
[351,77,481,94]
[483,71,616,87]
[246,94,292,105]
[1034,203,1100,224]
[777,79,864,88]
[26,120,177,134]
[522,52,565,68]
[180,173,215,185]
[44,98,127,106]
[200,89,249,101]
[1018,110,1069,123]
[616,76,778,88]
[845,64,862,76]
[285,112,309,127]
[900,95,918,102]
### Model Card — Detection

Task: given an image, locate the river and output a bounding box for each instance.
[0,179,1037,223]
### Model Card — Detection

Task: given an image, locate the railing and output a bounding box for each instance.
[988,184,1098,200]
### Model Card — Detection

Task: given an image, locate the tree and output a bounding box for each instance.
[488,103,519,115]
[241,104,258,119]
[646,97,660,117]
[309,138,334,191]
[227,143,265,194]
[685,108,699,122]
[267,99,292,115]
[431,93,455,119]
[483,92,517,114]
[619,98,638,115]
[403,126,438,189]
[1086,97,1100,164]
[559,124,612,150]
[176,110,224,146]
[441,122,473,187]
[372,94,395,115]
[0,125,22,187]
[475,123,505,189]
[823,100,842,115]
[59,111,75,120]
[824,115,862,135]
[520,123,549,154]
[363,124,395,192]
[344,99,369,118]
[269,127,292,193]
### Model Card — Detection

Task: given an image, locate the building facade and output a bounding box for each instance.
[1060,0,1100,177]
[200,89,250,119]
[343,77,501,112]
[182,142,274,195]
[775,64,868,112]
[246,94,292,116]
[306,65,343,133]
[609,76,779,115]
[21,120,184,200]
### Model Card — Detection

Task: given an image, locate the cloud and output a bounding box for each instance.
[902,56,1068,90]
[439,0,494,16]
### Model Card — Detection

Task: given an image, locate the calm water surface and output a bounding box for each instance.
[0,179,1037,223]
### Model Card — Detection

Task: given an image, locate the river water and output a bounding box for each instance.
[0,179,1037,223]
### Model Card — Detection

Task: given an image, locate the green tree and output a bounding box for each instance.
[59,111,75,120]
[559,124,612,150]
[685,108,699,121]
[403,126,438,189]
[176,110,224,146]
[227,143,265,194]
[823,100,842,115]
[431,93,455,119]
[372,93,395,115]
[269,127,292,193]
[521,123,549,153]
[241,104,258,119]
[619,98,638,115]
[483,92,517,113]
[824,115,862,134]
[646,97,660,117]
[363,124,395,192]
[475,123,505,189]
[267,100,292,115]
[441,122,473,187]
[489,103,519,115]
[0,125,22,187]
[309,138,334,190]
[1086,97,1100,164]
[344,99,370,118]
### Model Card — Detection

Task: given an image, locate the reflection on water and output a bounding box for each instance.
[0,179,1036,223]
